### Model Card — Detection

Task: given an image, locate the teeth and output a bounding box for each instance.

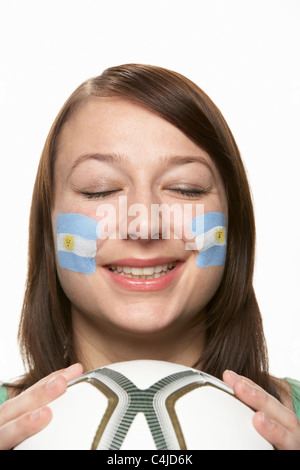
[107,262,177,279]
[154,265,163,273]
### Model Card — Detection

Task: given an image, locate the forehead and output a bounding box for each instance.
[55,97,215,171]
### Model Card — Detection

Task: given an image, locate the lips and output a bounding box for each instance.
[102,257,184,291]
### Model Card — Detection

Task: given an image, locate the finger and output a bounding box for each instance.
[0,363,83,426]
[253,411,300,450]
[30,363,84,391]
[223,370,298,432]
[0,374,66,427]
[223,370,267,392]
[0,406,52,450]
[62,362,84,382]
[223,369,254,388]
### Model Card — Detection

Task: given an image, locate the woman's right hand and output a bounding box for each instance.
[0,363,83,450]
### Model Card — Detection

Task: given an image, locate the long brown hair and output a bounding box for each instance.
[17,63,279,398]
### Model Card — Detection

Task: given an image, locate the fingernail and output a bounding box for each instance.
[241,379,256,395]
[30,408,43,421]
[46,377,57,391]
[223,370,239,384]
[262,412,274,429]
[66,363,80,372]
[226,370,239,379]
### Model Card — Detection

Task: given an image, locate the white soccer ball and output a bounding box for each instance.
[15,360,273,450]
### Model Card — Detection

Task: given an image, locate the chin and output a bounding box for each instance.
[105,305,182,336]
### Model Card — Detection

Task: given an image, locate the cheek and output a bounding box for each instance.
[185,261,225,314]
[56,266,101,320]
[178,211,227,312]
[55,212,99,275]
[188,211,227,268]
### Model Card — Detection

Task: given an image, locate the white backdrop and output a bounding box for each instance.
[0,0,299,381]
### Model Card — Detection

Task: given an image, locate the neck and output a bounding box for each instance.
[72,309,205,372]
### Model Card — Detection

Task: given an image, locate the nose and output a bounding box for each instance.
[122,190,161,242]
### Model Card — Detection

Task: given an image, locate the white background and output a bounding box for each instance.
[0,0,299,381]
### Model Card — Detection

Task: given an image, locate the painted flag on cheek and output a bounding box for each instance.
[56,213,99,274]
[190,212,227,268]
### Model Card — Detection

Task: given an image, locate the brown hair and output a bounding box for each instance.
[17,63,279,398]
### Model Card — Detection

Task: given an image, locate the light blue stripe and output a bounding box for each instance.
[57,213,98,240]
[190,212,226,237]
[58,251,96,274]
[196,245,227,268]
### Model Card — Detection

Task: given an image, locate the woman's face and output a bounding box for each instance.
[52,98,227,337]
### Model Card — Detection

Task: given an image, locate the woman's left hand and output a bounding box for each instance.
[223,370,300,450]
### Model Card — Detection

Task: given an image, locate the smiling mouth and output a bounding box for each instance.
[106,261,177,280]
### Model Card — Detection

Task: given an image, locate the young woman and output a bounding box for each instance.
[0,64,299,450]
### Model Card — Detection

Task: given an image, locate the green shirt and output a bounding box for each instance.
[0,385,8,405]
[285,377,300,420]
[0,387,8,405]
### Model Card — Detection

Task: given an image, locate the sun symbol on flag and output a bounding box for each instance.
[63,234,75,252]
[214,228,225,244]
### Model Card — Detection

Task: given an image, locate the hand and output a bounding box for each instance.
[0,363,83,450]
[223,370,300,450]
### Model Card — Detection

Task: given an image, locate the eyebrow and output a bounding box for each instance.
[68,152,213,177]
[68,153,125,178]
[161,154,212,169]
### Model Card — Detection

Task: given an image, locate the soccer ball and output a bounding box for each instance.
[15,360,273,450]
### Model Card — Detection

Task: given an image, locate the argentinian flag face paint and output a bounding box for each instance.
[56,213,99,274]
[190,212,227,268]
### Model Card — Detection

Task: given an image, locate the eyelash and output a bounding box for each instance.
[81,188,208,199]
[169,188,208,198]
[81,190,121,199]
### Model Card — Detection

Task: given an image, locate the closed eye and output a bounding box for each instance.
[81,189,121,199]
[167,187,209,198]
